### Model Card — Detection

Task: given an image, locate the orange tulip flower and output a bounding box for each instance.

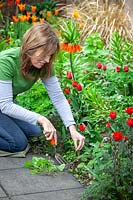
[12,16,19,23]
[0,1,3,9]
[6,37,12,43]
[40,18,45,23]
[47,11,51,18]
[31,15,37,22]
[25,15,30,22]
[18,3,25,12]
[54,9,59,16]
[19,15,27,22]
[73,11,79,18]
[31,6,37,13]
[26,12,31,17]
[79,23,84,29]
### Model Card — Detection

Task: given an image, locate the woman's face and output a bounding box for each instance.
[30,49,51,69]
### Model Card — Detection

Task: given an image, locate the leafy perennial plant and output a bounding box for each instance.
[82,107,133,200]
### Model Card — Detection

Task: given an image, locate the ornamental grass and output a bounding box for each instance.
[60,0,133,45]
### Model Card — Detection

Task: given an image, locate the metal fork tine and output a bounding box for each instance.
[55,153,68,165]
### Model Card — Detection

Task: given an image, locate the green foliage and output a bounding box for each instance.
[110,32,133,68]
[82,33,109,65]
[60,19,80,44]
[0,20,31,51]
[54,32,133,147]
[12,21,32,41]
[81,110,133,200]
[0,13,19,50]
[24,156,65,175]
[26,0,59,25]
[16,80,55,116]
[27,0,57,14]
[103,32,133,96]
[82,143,133,199]
[106,69,133,96]
[0,10,3,22]
[108,95,133,110]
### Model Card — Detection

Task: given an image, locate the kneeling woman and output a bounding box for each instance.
[0,22,85,155]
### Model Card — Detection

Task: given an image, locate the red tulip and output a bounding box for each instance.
[15,0,20,5]
[72,81,78,87]
[106,122,111,128]
[78,124,86,131]
[122,136,128,142]
[67,98,71,104]
[112,132,128,142]
[8,0,13,6]
[125,107,133,115]
[66,71,72,79]
[112,132,123,141]
[103,65,107,71]
[123,66,129,72]
[115,66,121,72]
[126,118,133,127]
[96,62,102,69]
[109,112,116,119]
[76,83,82,91]
[64,87,70,95]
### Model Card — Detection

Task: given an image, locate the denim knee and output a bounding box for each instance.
[9,137,28,152]
[0,112,29,153]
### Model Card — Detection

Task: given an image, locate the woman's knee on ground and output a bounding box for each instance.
[0,136,28,153]
[12,137,28,152]
[10,136,28,152]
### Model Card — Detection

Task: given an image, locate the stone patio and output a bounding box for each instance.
[0,154,84,200]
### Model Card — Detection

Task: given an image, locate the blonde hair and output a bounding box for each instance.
[21,22,59,79]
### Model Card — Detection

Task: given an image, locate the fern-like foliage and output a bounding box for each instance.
[110,32,133,68]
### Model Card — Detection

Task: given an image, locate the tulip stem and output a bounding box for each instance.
[70,53,75,80]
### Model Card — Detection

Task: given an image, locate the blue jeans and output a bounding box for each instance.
[0,112,42,152]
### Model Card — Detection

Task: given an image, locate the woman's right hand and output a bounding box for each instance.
[37,116,57,145]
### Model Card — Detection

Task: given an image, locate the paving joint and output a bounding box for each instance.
[8,186,83,198]
[0,182,10,198]
[0,168,24,171]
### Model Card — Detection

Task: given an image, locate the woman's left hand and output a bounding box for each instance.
[69,125,85,151]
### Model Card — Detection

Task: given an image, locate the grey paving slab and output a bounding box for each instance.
[11,188,84,200]
[0,168,82,196]
[0,187,7,198]
[0,154,39,170]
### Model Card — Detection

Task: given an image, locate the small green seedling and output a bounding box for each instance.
[24,156,65,175]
